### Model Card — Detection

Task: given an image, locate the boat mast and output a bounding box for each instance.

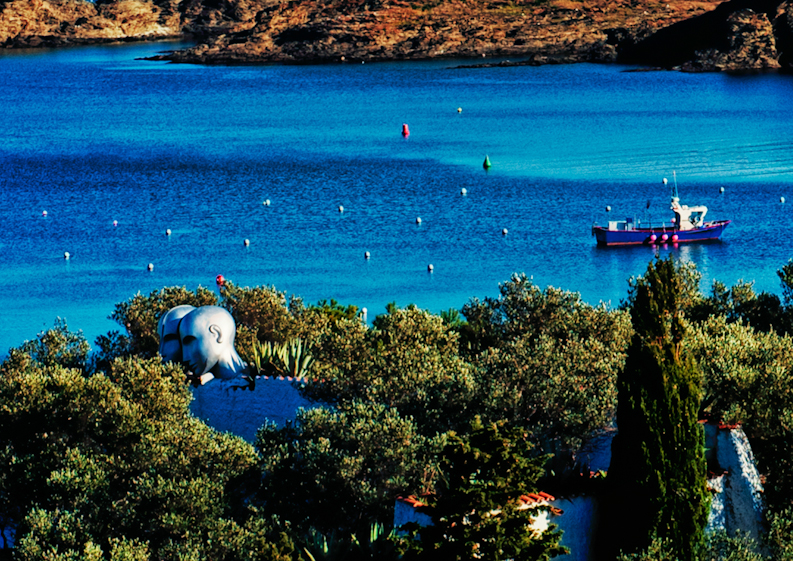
[671,170,679,201]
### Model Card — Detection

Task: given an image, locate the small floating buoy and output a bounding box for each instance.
[416,217,422,224]
[663,178,668,185]
[782,197,786,204]
[672,234,679,242]
[244,238,250,246]
[263,199,271,206]
[457,107,462,113]
[338,205,344,213]
[719,186,725,193]
[113,220,118,227]
[166,229,172,236]
[63,251,70,260]
[483,155,492,169]
[402,124,410,138]
[42,210,47,217]
[216,274,225,287]
[147,263,154,271]
[364,251,370,259]
[427,264,434,272]
[606,205,611,212]
[461,188,467,196]
[502,228,508,235]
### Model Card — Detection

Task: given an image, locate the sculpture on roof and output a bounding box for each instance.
[158,305,249,386]
[157,304,195,364]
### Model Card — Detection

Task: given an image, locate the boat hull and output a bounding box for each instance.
[593,220,731,247]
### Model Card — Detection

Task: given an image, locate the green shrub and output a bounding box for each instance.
[600,257,709,560]
[256,401,444,533]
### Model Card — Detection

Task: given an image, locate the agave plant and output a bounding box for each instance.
[302,524,401,561]
[250,338,315,379]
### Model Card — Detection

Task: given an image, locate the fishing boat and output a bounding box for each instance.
[592,175,730,247]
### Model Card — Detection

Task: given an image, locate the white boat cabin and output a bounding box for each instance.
[671,196,708,231]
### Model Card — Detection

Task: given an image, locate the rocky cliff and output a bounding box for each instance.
[157,0,720,65]
[2,0,793,72]
[620,0,793,70]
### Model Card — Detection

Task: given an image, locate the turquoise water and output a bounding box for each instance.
[1,41,793,352]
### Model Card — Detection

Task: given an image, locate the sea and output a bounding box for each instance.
[1,40,793,354]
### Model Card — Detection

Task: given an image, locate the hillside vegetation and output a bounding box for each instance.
[2,258,793,558]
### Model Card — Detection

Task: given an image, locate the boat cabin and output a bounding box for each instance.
[671,196,708,231]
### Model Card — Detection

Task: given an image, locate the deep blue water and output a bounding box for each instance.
[1,41,793,353]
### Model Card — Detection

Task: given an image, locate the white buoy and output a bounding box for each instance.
[606,205,612,212]
[244,239,250,246]
[364,251,370,259]
[719,186,725,193]
[63,251,70,260]
[263,199,271,206]
[166,229,172,236]
[663,178,668,185]
[461,188,467,196]
[42,210,48,217]
[416,217,422,224]
[339,205,344,213]
[782,197,786,204]
[427,264,434,272]
[147,263,154,271]
[113,220,118,227]
[457,107,462,113]
[502,228,508,235]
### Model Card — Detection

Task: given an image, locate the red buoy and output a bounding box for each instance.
[402,123,410,137]
[216,274,225,287]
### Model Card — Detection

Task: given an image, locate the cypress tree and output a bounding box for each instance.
[598,257,709,560]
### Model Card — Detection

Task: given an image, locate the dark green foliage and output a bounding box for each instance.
[109,285,217,358]
[309,299,360,322]
[300,523,401,561]
[462,273,627,351]
[439,308,467,330]
[462,274,631,450]
[600,257,708,560]
[303,305,477,435]
[220,281,300,343]
[767,508,793,560]
[778,259,793,306]
[290,304,369,381]
[689,279,787,334]
[0,350,299,560]
[400,418,567,561]
[685,316,793,433]
[617,532,765,561]
[257,401,444,533]
[12,318,90,372]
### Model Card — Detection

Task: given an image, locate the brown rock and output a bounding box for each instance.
[682,8,780,70]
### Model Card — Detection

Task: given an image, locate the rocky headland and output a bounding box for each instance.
[1,0,792,71]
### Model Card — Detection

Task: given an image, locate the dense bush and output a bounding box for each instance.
[9,257,793,559]
[461,274,631,450]
[601,257,709,560]
[256,401,444,533]
[0,332,298,560]
[400,418,567,561]
[302,305,477,435]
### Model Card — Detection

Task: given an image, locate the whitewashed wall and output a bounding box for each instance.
[189,377,317,442]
